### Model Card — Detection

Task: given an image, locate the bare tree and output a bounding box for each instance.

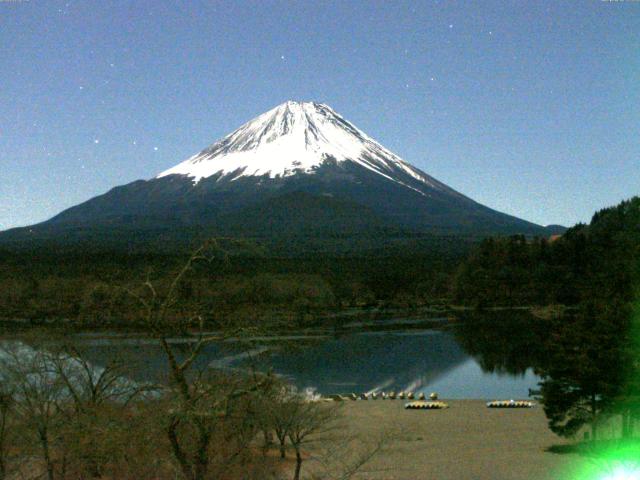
[52,345,152,413]
[309,433,390,480]
[0,382,13,480]
[287,399,340,480]
[257,383,294,460]
[49,346,154,478]
[0,344,66,480]
[126,240,270,480]
[124,242,220,479]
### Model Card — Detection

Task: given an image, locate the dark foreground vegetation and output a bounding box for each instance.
[0,339,388,480]
[455,197,640,457]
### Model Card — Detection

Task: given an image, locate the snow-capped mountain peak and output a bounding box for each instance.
[2,101,549,246]
[157,101,444,192]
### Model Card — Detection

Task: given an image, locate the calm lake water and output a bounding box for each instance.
[14,315,541,400]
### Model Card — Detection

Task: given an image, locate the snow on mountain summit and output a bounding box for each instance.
[1,101,549,244]
[157,101,444,192]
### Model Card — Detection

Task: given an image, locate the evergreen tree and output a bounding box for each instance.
[538,308,626,440]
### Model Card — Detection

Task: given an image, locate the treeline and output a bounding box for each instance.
[454,197,640,444]
[0,242,465,328]
[453,197,640,309]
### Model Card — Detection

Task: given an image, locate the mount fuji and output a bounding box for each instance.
[1,101,559,251]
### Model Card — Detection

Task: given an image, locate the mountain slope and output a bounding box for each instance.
[0,101,557,251]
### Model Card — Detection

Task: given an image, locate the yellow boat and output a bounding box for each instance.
[404,401,449,410]
[486,400,534,408]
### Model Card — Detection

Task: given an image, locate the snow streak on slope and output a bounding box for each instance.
[157,101,447,194]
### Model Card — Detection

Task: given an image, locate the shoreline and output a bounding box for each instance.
[0,304,566,334]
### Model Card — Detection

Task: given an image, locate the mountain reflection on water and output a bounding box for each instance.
[452,310,549,376]
[265,330,469,395]
[52,312,544,399]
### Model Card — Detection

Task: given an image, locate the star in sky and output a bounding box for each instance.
[1,0,636,231]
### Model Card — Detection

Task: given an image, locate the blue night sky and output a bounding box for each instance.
[1,0,638,231]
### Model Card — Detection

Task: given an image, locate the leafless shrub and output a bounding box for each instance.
[0,344,66,480]
[0,381,13,480]
[309,432,391,480]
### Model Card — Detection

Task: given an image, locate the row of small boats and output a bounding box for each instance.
[486,400,535,408]
[332,391,438,401]
[405,401,449,409]
[327,393,535,410]
[404,399,535,410]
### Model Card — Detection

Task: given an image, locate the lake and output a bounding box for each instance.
[10,314,542,400]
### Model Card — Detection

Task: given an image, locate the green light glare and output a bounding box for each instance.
[562,293,640,480]
[601,465,640,480]
[564,440,640,480]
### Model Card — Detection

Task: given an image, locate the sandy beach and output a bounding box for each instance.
[317,399,587,480]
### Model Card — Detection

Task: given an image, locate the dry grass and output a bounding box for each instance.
[311,399,589,480]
